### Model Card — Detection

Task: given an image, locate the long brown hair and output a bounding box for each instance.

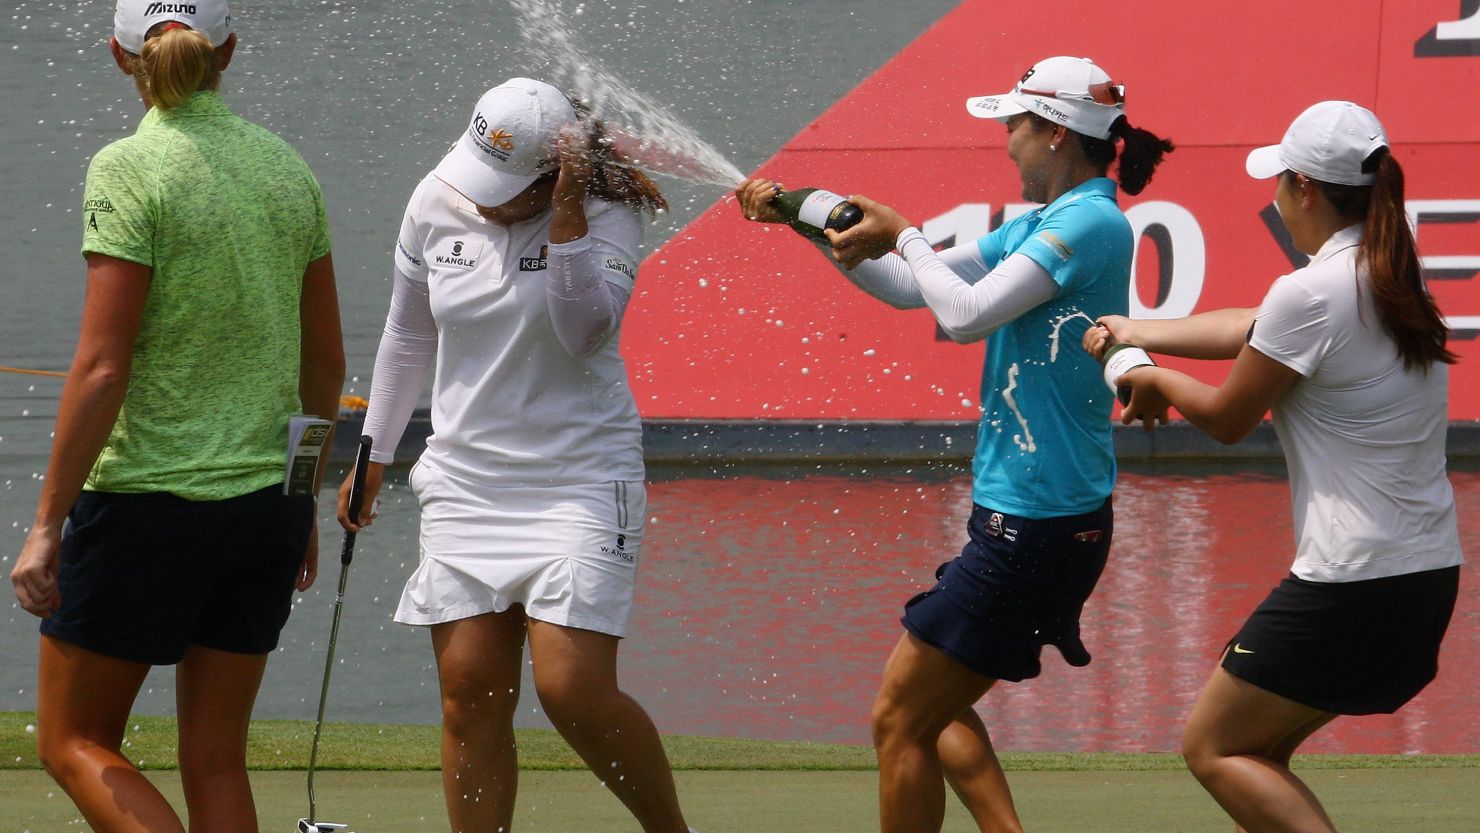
[127,24,222,110]
[568,98,668,216]
[1298,151,1456,370]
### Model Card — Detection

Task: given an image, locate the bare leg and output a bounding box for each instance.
[1228,708,1339,833]
[938,707,1024,833]
[526,618,688,833]
[871,632,1002,833]
[1182,667,1339,833]
[432,609,528,833]
[175,644,270,833]
[35,635,185,833]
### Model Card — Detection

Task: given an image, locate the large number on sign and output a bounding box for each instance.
[1124,202,1206,319]
[1438,2,1480,39]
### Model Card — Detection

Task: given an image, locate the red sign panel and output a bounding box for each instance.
[624,0,1480,419]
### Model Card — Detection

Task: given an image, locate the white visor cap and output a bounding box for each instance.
[1246,100,1388,186]
[433,78,576,208]
[115,0,232,54]
[965,56,1126,141]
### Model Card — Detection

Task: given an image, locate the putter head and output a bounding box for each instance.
[297,820,348,833]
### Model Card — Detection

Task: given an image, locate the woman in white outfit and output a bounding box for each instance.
[1087,101,1463,833]
[337,78,694,833]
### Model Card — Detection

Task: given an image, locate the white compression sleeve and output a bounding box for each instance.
[826,239,997,309]
[546,235,632,358]
[827,244,926,308]
[896,228,1060,342]
[361,268,438,464]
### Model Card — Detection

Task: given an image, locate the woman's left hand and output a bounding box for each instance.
[296,520,319,592]
[12,527,62,618]
[825,194,911,269]
[1118,366,1172,431]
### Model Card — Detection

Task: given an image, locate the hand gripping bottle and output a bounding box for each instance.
[1101,343,1157,405]
[771,187,863,240]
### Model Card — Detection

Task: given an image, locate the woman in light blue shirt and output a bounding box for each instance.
[737,55,1172,833]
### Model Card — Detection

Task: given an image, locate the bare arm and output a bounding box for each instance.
[1117,343,1299,443]
[300,253,346,423]
[12,254,148,617]
[1087,308,1257,361]
[296,253,345,591]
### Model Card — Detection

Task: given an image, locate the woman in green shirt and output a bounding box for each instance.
[9,3,344,831]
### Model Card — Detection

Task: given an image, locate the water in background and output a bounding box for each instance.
[4,459,1480,754]
[510,0,747,187]
[4,1,1480,756]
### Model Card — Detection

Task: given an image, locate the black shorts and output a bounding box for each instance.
[40,485,314,665]
[901,499,1112,682]
[1221,566,1460,715]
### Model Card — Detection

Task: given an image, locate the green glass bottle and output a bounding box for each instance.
[1101,342,1157,405]
[771,187,864,240]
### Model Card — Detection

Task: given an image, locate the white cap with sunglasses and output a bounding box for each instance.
[114,0,233,54]
[965,56,1126,140]
[1245,100,1388,187]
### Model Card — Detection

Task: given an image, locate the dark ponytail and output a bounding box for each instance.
[1074,118,1174,196]
[1312,150,1456,370]
[1108,119,1175,195]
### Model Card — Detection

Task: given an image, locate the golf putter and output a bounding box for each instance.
[298,435,373,833]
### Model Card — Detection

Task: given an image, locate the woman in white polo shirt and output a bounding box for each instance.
[339,78,695,833]
[1088,101,1462,832]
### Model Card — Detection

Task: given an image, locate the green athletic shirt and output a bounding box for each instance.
[80,91,332,500]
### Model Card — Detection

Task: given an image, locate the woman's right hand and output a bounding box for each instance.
[735,178,787,224]
[337,460,384,533]
[824,194,909,268]
[1084,315,1135,362]
[12,526,62,618]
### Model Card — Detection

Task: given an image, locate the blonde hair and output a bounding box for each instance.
[127,23,221,110]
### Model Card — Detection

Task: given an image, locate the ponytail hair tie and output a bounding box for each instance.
[162,21,188,32]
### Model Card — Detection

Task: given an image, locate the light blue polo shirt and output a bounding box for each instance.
[972,177,1131,518]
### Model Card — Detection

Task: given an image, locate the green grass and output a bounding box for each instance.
[4,711,1479,773]
[0,712,876,772]
[7,769,1480,833]
[6,712,1480,832]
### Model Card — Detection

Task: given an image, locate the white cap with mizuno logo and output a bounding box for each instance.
[114,0,233,54]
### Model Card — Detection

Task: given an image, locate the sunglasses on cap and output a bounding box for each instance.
[1018,80,1125,106]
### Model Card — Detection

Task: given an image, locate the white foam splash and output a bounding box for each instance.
[1048,310,1096,363]
[1001,362,1036,453]
[509,0,746,188]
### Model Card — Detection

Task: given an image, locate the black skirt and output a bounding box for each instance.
[1221,566,1460,715]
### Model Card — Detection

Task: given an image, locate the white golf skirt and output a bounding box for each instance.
[394,461,646,637]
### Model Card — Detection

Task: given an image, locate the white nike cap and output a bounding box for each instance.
[433,78,575,208]
[114,0,233,55]
[1245,100,1388,186]
[965,56,1126,141]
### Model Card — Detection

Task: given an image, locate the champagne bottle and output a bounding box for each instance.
[1101,342,1157,405]
[771,187,863,240]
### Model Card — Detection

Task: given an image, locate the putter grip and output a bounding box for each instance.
[342,435,373,565]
